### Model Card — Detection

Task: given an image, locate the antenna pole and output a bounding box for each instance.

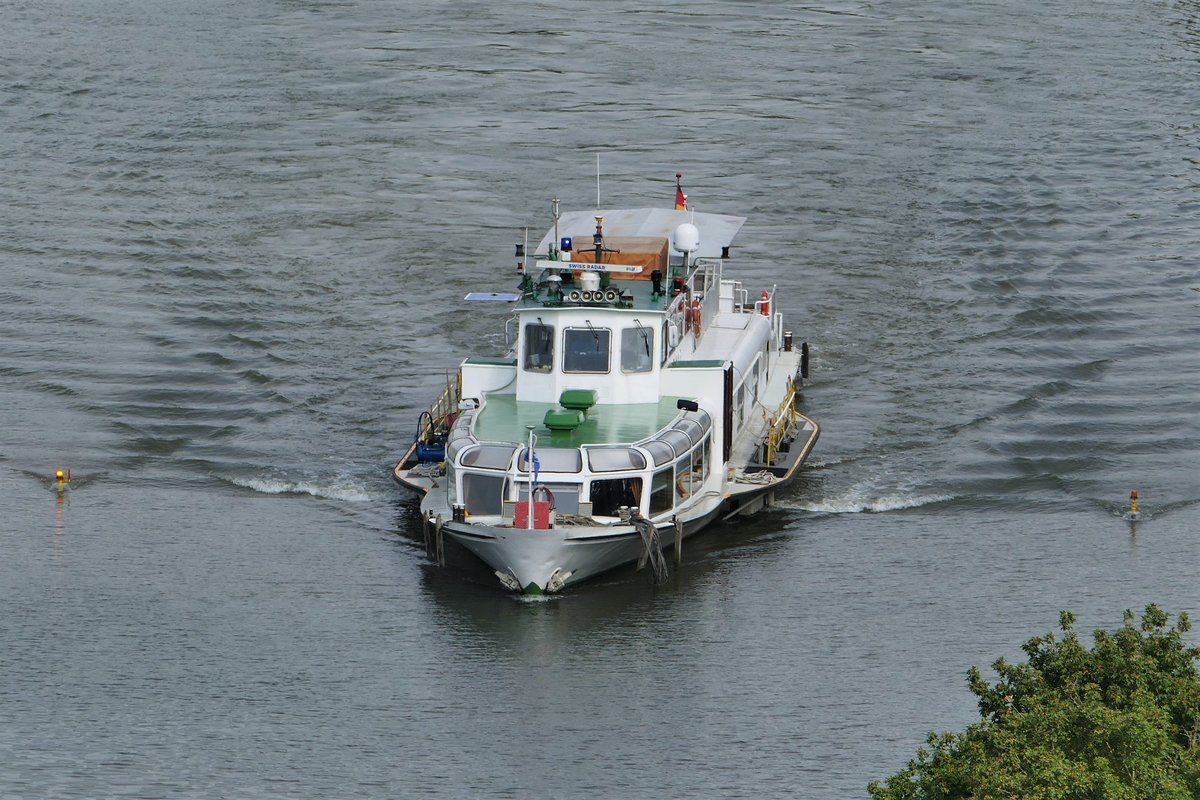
[552,197,560,259]
[596,153,600,207]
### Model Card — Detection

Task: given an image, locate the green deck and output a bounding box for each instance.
[473,393,686,446]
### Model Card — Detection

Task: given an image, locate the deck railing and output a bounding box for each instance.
[417,371,462,446]
[764,376,801,466]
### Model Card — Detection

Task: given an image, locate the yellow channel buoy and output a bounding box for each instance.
[1125,488,1140,522]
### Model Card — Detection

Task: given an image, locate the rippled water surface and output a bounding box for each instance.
[3,1,1199,797]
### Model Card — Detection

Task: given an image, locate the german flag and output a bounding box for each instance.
[674,173,687,210]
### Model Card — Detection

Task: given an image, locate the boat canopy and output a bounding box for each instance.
[536,208,745,259]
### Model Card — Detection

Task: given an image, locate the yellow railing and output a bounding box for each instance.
[417,371,462,445]
[764,377,800,466]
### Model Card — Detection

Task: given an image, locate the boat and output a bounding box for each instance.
[393,175,819,593]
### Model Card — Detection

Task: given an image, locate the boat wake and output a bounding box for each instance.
[781,485,955,514]
[221,472,372,502]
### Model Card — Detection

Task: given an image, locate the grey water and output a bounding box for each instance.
[2,0,1198,797]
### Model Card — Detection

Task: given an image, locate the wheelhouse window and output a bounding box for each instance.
[563,327,610,373]
[620,326,654,373]
[523,322,554,373]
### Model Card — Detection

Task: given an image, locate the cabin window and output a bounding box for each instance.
[642,440,674,467]
[661,320,670,365]
[660,429,692,460]
[563,327,610,373]
[459,444,517,470]
[648,468,673,515]
[751,358,761,405]
[673,417,705,446]
[736,383,746,428]
[587,447,647,473]
[693,437,709,484]
[516,482,580,515]
[462,473,505,516]
[620,326,654,373]
[590,477,642,517]
[675,453,695,503]
[523,322,554,373]
[518,447,582,474]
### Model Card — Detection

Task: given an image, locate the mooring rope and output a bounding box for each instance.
[555,512,599,526]
[732,469,776,486]
[634,518,669,585]
[409,462,444,478]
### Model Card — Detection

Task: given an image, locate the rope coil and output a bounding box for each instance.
[732,469,776,486]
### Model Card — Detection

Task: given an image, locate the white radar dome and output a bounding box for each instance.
[673,222,700,254]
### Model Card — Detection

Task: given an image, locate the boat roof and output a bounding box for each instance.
[535,208,745,259]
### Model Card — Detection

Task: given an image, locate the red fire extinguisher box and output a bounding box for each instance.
[514,500,552,529]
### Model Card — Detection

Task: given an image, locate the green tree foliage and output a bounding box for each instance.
[869,605,1200,800]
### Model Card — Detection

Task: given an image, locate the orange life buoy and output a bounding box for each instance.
[691,298,702,337]
[760,290,770,316]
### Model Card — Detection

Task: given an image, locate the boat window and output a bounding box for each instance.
[517,447,582,473]
[563,327,610,373]
[659,429,691,459]
[675,453,696,503]
[672,417,705,446]
[620,326,654,373]
[648,468,673,515]
[458,444,517,470]
[589,477,642,517]
[447,462,458,507]
[736,383,746,427]
[523,322,554,373]
[586,447,647,473]
[661,320,670,366]
[642,440,674,467]
[462,473,505,516]
[693,437,708,484]
[516,482,580,515]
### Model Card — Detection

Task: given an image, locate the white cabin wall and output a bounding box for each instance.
[460,361,516,400]
[513,307,667,405]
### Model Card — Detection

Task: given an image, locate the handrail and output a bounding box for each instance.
[417,371,462,446]
[764,376,800,466]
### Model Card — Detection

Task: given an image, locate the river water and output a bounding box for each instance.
[3,1,1198,797]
